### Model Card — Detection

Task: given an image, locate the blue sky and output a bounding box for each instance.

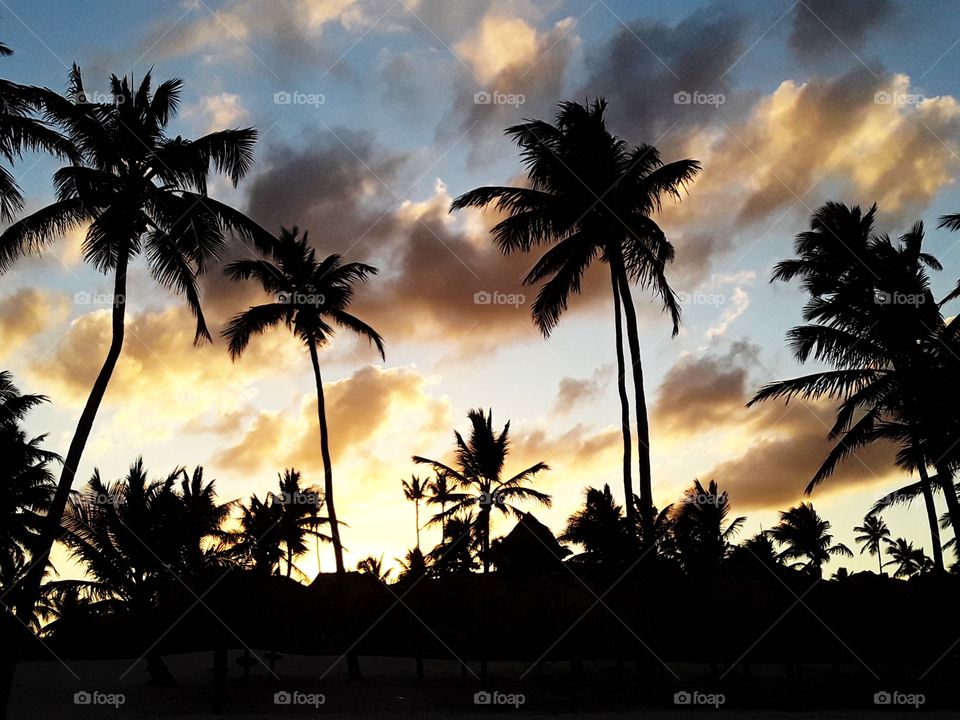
[3,0,960,575]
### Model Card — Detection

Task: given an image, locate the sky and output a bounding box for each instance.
[2,0,960,577]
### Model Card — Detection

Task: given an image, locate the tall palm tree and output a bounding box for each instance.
[750,204,955,571]
[853,514,890,575]
[1,67,269,622]
[401,475,427,550]
[223,227,384,574]
[0,372,59,599]
[0,42,79,219]
[450,100,700,524]
[768,503,852,578]
[414,409,551,574]
[883,537,931,578]
[272,469,330,579]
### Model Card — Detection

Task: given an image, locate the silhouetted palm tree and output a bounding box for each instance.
[175,466,234,574]
[883,537,931,578]
[853,514,890,575]
[0,43,78,219]
[402,475,427,550]
[395,547,428,582]
[751,204,956,571]
[560,484,633,565]
[227,494,283,576]
[1,67,268,621]
[0,373,59,600]
[272,469,330,579]
[356,555,391,583]
[414,409,551,574]
[768,503,852,578]
[670,479,745,576]
[451,100,699,524]
[223,227,383,575]
[427,515,476,575]
[426,471,453,538]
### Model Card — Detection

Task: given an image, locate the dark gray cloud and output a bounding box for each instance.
[579,3,750,141]
[789,0,897,62]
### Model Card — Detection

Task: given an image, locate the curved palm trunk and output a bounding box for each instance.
[917,463,945,572]
[877,545,884,575]
[15,253,129,623]
[610,248,654,526]
[307,340,345,575]
[307,340,361,680]
[935,461,960,559]
[611,266,633,520]
[415,499,420,551]
[286,546,293,578]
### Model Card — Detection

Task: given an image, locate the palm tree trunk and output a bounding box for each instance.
[481,509,490,575]
[877,545,883,575]
[610,248,654,526]
[307,340,361,680]
[415,499,420,551]
[15,253,129,623]
[917,463,945,572]
[936,461,960,560]
[307,340,345,575]
[610,265,633,520]
[286,546,293,578]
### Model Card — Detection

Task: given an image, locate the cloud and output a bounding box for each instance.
[703,400,900,512]
[707,287,750,339]
[553,366,611,415]
[0,289,71,360]
[29,305,302,439]
[182,92,250,133]
[213,365,451,474]
[580,4,749,139]
[789,0,897,62]
[443,12,579,164]
[652,341,760,437]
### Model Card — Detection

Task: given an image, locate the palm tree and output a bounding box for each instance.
[768,503,852,578]
[559,484,633,565]
[227,495,283,576]
[414,409,551,574]
[395,547,427,582]
[426,471,453,538]
[669,479,745,576]
[0,372,59,600]
[1,67,270,622]
[450,100,700,523]
[427,515,476,575]
[750,204,955,572]
[883,537,931,578]
[401,475,427,550]
[356,555,391,583]
[853,514,890,575]
[271,469,330,579]
[175,467,234,574]
[223,227,384,575]
[0,42,79,219]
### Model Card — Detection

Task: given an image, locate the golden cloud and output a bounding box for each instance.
[0,288,71,361]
